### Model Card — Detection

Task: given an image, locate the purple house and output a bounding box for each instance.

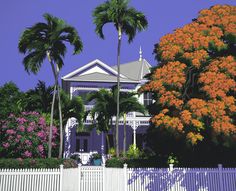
[62,49,152,162]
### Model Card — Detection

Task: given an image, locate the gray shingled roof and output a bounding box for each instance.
[112,59,151,81]
[63,72,138,83]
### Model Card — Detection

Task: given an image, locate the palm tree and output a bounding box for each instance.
[18,13,83,158]
[87,86,146,155]
[119,91,146,155]
[93,0,148,156]
[59,90,85,129]
[86,89,116,151]
[25,80,53,113]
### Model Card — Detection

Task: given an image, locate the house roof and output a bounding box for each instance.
[63,72,138,83]
[112,59,151,81]
[62,58,151,83]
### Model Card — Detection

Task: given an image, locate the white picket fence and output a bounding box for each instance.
[0,164,236,191]
[0,166,63,191]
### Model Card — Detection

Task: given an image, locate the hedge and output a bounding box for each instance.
[0,158,77,169]
[105,157,166,168]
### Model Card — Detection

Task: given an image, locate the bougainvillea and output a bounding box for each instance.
[140,5,236,145]
[0,112,58,158]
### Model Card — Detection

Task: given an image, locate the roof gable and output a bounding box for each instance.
[62,59,127,80]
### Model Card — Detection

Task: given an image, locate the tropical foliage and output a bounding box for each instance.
[0,112,58,158]
[93,0,148,156]
[58,90,85,129]
[18,13,83,158]
[0,82,25,120]
[87,86,145,152]
[140,5,236,147]
[24,81,53,114]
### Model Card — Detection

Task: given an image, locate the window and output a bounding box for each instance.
[76,139,80,152]
[143,92,152,107]
[83,139,88,152]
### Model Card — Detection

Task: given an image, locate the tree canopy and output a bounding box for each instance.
[140,5,236,146]
[0,82,25,120]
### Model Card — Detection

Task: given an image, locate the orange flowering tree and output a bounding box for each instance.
[141,5,236,146]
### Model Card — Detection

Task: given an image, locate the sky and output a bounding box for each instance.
[0,0,235,91]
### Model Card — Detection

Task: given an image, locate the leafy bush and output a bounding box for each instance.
[106,157,124,168]
[91,153,101,160]
[0,158,77,169]
[108,147,115,157]
[106,156,168,168]
[167,153,179,166]
[70,154,81,163]
[126,144,143,159]
[0,112,58,158]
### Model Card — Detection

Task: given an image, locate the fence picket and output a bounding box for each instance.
[0,166,235,191]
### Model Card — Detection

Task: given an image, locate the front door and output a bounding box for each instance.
[76,132,90,152]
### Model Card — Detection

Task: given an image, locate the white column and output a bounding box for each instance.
[133,125,136,147]
[129,120,140,148]
[101,132,105,164]
[70,86,73,99]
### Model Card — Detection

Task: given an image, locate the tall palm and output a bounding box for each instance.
[93,0,148,156]
[18,13,83,158]
[120,92,146,155]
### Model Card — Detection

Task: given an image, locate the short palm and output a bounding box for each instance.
[18,13,83,158]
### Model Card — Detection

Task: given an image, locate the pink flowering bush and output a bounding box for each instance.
[0,112,58,158]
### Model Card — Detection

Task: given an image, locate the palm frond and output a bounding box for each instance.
[23,51,46,74]
[93,0,148,42]
[59,26,83,54]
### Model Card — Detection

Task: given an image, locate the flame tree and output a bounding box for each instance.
[140,5,236,154]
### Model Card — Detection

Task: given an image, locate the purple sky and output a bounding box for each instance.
[0,0,235,91]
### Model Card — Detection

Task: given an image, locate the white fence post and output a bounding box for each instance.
[102,163,105,191]
[60,164,63,191]
[124,163,128,191]
[78,163,82,191]
[169,164,174,191]
[218,164,224,191]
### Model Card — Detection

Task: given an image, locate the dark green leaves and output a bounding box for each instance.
[18,13,83,74]
[92,0,148,42]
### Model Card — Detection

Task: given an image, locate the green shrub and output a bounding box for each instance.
[126,144,143,159]
[108,147,115,157]
[105,157,124,168]
[0,158,77,169]
[91,153,101,160]
[167,153,179,166]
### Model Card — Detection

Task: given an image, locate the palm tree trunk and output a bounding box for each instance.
[48,85,56,158]
[106,133,110,152]
[123,113,127,156]
[115,25,122,157]
[57,83,63,159]
[47,51,58,158]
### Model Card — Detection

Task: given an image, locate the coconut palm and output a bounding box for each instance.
[18,13,83,158]
[93,0,148,156]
